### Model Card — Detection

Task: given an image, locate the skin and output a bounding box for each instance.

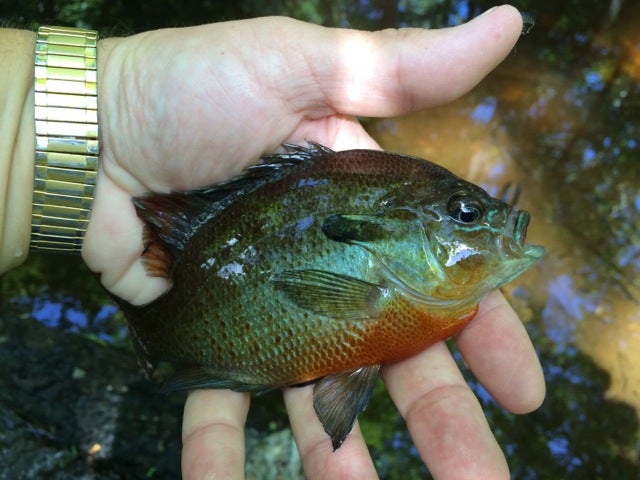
[1,5,545,479]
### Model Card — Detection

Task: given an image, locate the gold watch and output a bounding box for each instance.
[31,25,99,253]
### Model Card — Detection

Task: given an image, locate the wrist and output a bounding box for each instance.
[93,34,157,196]
[0,29,36,274]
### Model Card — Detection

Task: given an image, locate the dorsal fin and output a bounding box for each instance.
[133,142,333,278]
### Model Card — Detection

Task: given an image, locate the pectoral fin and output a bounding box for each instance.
[313,365,381,450]
[272,269,382,320]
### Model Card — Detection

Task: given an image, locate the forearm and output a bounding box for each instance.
[0,29,35,273]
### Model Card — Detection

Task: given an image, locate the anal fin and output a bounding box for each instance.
[313,364,381,450]
[160,367,278,395]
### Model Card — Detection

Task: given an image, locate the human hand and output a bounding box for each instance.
[83,5,545,479]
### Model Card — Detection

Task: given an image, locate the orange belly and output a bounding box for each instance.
[289,296,478,383]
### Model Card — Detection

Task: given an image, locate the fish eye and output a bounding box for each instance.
[447,196,483,224]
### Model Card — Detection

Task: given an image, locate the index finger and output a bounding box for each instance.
[455,290,545,413]
[381,290,542,479]
[381,340,510,479]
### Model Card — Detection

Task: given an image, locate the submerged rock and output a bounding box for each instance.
[0,306,183,479]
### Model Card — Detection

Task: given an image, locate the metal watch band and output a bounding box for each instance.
[31,25,99,253]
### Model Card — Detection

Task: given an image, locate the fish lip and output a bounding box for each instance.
[497,208,544,261]
[502,209,545,259]
[513,210,530,249]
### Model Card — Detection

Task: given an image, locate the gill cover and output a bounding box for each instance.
[320,211,470,308]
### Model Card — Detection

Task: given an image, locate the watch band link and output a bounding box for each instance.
[31,25,99,253]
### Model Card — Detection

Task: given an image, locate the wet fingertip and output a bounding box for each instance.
[515,358,547,414]
[455,290,547,415]
[476,4,521,22]
[474,4,524,43]
[492,343,546,415]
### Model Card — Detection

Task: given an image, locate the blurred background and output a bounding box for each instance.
[1,0,638,478]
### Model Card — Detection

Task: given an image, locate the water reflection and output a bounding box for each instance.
[470,96,497,124]
[10,292,127,345]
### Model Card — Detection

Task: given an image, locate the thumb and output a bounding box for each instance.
[280,5,523,118]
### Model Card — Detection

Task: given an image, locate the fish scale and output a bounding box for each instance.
[115,143,543,450]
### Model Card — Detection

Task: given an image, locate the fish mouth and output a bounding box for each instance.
[503,209,545,259]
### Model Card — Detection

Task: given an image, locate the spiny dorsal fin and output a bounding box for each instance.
[133,142,333,278]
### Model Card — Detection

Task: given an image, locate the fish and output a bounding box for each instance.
[115,142,544,450]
